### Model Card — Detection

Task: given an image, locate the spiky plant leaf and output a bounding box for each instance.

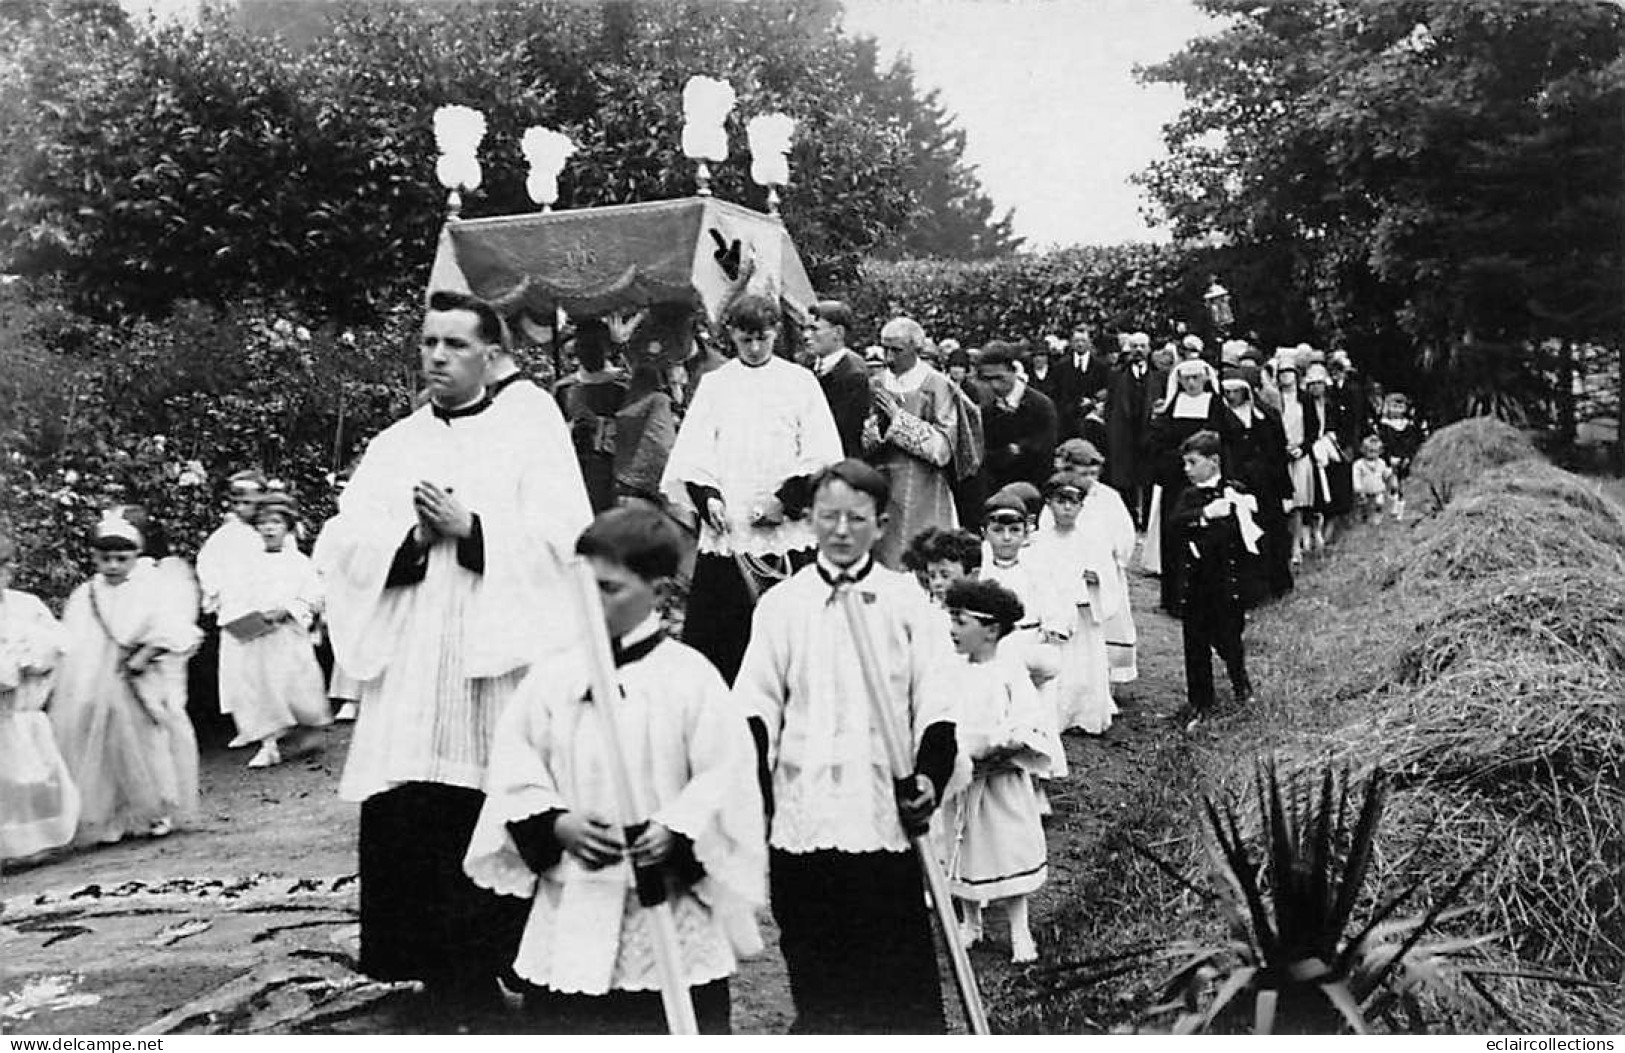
[1319,978,1371,1035]
[1327,767,1386,941]
[1197,965,1257,1031]
[1305,766,1337,959]
[1361,839,1503,1000]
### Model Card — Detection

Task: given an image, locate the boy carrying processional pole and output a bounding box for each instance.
[464,506,766,1034]
[734,458,989,1034]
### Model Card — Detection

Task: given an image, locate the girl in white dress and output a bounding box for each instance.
[52,512,200,844]
[1045,441,1139,684]
[218,494,331,769]
[941,577,1061,963]
[1032,472,1121,735]
[0,535,76,864]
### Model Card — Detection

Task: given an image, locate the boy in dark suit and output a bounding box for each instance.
[1168,430,1262,729]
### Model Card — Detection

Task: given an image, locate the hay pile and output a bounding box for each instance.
[1407,417,1537,513]
[1396,567,1625,683]
[1257,439,1625,1025]
[1459,457,1625,522]
[1340,661,1624,796]
[1393,491,1625,589]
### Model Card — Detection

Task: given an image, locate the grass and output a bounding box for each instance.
[1011,451,1625,1033]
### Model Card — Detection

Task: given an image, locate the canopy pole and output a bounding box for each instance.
[566,559,700,1035]
[838,589,991,1035]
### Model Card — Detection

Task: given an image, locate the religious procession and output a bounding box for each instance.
[3,0,1623,1040]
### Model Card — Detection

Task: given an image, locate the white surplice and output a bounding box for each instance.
[463,623,765,995]
[660,356,842,558]
[319,393,592,802]
[733,560,968,854]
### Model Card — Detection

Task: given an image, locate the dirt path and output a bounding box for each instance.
[1,553,1191,1035]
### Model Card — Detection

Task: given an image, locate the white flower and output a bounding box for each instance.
[339,329,356,347]
[63,468,81,484]
[273,319,294,336]
[295,326,311,342]
[151,435,166,450]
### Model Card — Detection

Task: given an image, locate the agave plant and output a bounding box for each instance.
[1135,760,1518,1034]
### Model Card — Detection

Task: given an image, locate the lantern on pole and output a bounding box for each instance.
[681,75,735,197]
[434,105,487,218]
[521,126,576,211]
[746,113,795,217]
[1204,276,1234,333]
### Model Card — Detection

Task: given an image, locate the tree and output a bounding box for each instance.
[0,0,1019,319]
[1135,0,1625,429]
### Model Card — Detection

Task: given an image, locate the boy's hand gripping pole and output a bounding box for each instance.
[567,558,700,1035]
[838,588,991,1035]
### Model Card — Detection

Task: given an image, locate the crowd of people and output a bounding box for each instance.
[0,288,1428,1034]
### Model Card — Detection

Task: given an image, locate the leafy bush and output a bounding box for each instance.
[0,283,417,605]
[844,244,1213,347]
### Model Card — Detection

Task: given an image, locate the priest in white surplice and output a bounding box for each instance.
[660,293,842,685]
[319,290,592,1016]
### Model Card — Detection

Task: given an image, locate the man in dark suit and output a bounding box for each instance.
[976,341,1059,491]
[1104,331,1156,529]
[805,299,871,458]
[1027,336,1085,440]
[1067,324,1113,405]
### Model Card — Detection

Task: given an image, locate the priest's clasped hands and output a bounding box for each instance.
[411,480,474,544]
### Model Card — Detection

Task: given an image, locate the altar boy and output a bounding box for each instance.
[464,506,765,1033]
[734,459,964,1034]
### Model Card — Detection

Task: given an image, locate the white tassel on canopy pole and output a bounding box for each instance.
[746,113,794,216]
[433,104,487,218]
[521,126,576,211]
[681,75,735,197]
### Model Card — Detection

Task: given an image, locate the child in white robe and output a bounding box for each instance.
[465,506,765,1034]
[196,470,269,746]
[51,512,200,844]
[1046,440,1139,684]
[979,490,1067,775]
[941,578,1060,964]
[219,494,332,769]
[0,535,77,865]
[1032,472,1121,735]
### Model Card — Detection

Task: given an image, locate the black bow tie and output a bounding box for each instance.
[611,630,665,668]
[817,558,874,601]
[431,392,493,424]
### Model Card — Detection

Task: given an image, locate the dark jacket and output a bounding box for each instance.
[1169,475,1269,613]
[980,383,1059,491]
[817,348,873,459]
[1104,361,1156,490]
[1223,403,1291,517]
